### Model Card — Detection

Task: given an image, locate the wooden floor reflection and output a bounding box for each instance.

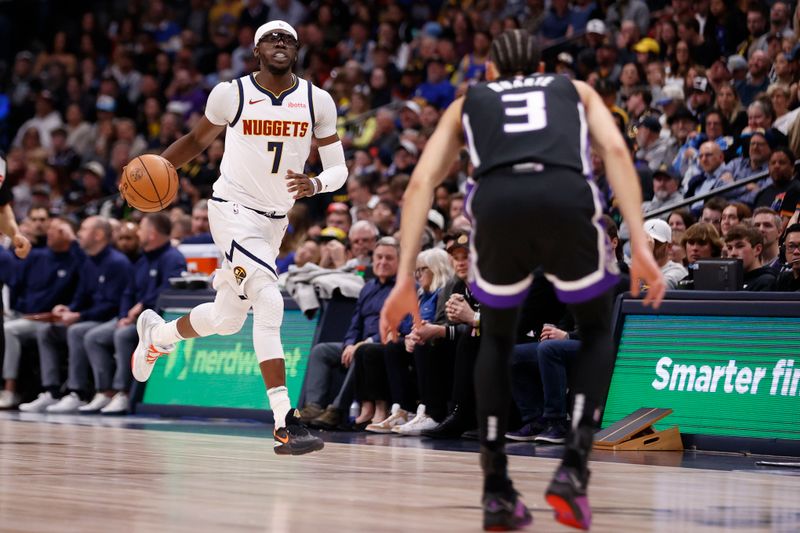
[0,418,798,532]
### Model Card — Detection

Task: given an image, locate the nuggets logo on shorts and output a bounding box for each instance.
[233,266,247,285]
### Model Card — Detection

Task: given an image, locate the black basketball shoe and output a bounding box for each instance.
[274,409,325,456]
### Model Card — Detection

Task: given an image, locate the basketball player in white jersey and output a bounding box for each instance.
[129,20,347,455]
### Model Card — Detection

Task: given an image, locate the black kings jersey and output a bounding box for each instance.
[462,74,589,179]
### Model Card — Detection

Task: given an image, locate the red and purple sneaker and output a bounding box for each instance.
[545,465,592,530]
[482,490,533,531]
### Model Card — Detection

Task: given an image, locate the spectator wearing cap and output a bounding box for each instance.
[636,115,673,171]
[12,90,63,151]
[554,52,575,79]
[398,100,422,131]
[735,50,770,106]
[666,106,698,170]
[644,164,684,215]
[414,56,455,110]
[318,226,349,269]
[715,82,748,135]
[387,139,418,177]
[727,55,748,83]
[427,208,446,244]
[633,37,660,65]
[69,162,107,220]
[325,203,353,235]
[645,219,688,289]
[688,76,714,120]
[723,129,774,205]
[724,224,776,290]
[605,0,650,35]
[655,84,686,128]
[685,141,730,213]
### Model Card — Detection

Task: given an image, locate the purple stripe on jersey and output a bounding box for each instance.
[469,280,531,309]
[553,268,619,304]
[464,178,476,222]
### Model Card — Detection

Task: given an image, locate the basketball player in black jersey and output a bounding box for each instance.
[381,30,665,531]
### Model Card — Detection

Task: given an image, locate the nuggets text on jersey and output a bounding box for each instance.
[241,119,309,137]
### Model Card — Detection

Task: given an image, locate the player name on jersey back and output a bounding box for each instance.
[241,119,309,137]
[486,75,554,93]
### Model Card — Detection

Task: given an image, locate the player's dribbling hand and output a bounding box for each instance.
[380,275,421,344]
[285,169,315,199]
[629,240,666,309]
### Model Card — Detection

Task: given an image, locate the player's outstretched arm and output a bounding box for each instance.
[161,116,226,170]
[380,97,465,343]
[0,203,31,259]
[573,80,665,308]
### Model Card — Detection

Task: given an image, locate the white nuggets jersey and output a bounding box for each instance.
[205,73,337,214]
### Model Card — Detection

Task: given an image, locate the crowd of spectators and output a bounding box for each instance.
[1,1,800,438]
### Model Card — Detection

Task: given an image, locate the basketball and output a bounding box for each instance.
[119,154,179,213]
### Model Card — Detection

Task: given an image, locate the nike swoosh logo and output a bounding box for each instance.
[274,431,289,444]
[249,98,266,105]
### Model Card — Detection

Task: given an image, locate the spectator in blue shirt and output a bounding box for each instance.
[3,218,84,409]
[81,213,186,415]
[414,56,455,110]
[301,237,401,429]
[539,0,573,43]
[26,217,132,413]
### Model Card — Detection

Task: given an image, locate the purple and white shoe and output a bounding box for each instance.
[545,465,592,530]
[482,490,533,531]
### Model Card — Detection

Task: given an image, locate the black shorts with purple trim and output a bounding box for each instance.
[465,168,619,309]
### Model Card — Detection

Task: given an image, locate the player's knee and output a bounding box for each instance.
[213,313,248,336]
[247,272,284,327]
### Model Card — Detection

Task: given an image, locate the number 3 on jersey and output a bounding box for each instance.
[268,141,283,173]
[501,92,546,133]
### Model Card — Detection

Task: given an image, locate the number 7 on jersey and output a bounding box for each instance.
[268,141,283,173]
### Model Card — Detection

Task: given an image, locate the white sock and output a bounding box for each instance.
[268,386,291,429]
[151,320,184,346]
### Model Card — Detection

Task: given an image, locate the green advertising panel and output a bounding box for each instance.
[141,310,317,409]
[604,315,800,441]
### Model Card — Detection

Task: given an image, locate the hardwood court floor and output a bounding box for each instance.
[1,417,799,533]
